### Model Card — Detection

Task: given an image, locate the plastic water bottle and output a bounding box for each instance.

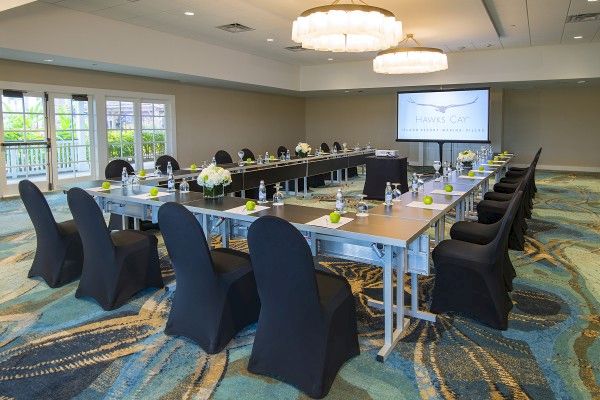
[211,156,217,165]
[286,149,291,160]
[411,173,419,194]
[167,172,175,192]
[265,151,269,162]
[121,167,128,187]
[258,180,267,203]
[335,188,345,213]
[384,182,393,206]
[167,161,173,175]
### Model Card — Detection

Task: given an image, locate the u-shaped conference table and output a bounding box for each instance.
[70,151,512,361]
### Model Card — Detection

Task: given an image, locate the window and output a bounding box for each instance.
[1,93,48,183]
[106,99,136,168]
[105,99,170,170]
[141,102,167,169]
[54,96,92,179]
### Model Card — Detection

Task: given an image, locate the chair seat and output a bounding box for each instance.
[500,176,522,184]
[484,191,513,201]
[315,270,351,313]
[58,219,79,236]
[211,247,252,274]
[450,221,498,245]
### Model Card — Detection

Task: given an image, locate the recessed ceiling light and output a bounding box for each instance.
[573,35,583,39]
[184,11,194,16]
[577,80,587,84]
[266,38,274,42]
[43,59,54,62]
[327,57,334,61]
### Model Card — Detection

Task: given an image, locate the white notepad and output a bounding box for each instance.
[459,175,486,180]
[406,201,448,210]
[306,215,353,229]
[225,204,270,215]
[430,189,467,196]
[130,191,173,200]
[87,186,113,192]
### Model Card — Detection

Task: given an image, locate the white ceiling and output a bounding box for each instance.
[36,0,600,66]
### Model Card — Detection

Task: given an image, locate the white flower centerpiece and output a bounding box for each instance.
[197,164,232,199]
[295,142,311,158]
[457,150,476,169]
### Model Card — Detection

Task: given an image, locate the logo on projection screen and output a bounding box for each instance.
[397,89,489,142]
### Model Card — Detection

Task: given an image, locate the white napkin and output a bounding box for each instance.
[306,215,353,229]
[225,204,270,215]
[87,186,112,192]
[406,201,448,210]
[459,175,486,180]
[430,189,467,196]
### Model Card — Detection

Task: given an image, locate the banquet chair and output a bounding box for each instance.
[67,188,163,310]
[159,202,260,353]
[241,148,255,161]
[214,150,233,165]
[19,180,83,288]
[247,216,359,399]
[333,141,358,178]
[155,155,180,174]
[320,142,330,153]
[504,147,542,195]
[277,145,288,158]
[449,170,532,291]
[431,191,523,330]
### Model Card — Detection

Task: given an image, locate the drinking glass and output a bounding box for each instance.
[442,161,449,178]
[356,194,369,217]
[154,165,162,177]
[416,174,425,192]
[178,178,189,193]
[257,155,263,164]
[273,183,284,206]
[342,142,347,151]
[238,150,245,166]
[433,160,441,181]
[392,183,402,202]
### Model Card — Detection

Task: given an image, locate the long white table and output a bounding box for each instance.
[71,154,512,361]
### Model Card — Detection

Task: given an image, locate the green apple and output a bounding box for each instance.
[149,187,159,197]
[246,158,252,162]
[503,151,508,155]
[444,184,453,192]
[190,163,197,171]
[423,195,433,205]
[329,211,341,223]
[245,200,256,211]
[101,181,111,190]
[487,159,493,164]
[468,170,475,177]
[478,166,485,172]
[270,155,275,160]
[138,169,146,177]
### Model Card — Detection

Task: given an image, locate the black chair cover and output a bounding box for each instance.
[214,150,233,165]
[320,143,330,153]
[277,146,288,158]
[67,188,163,310]
[247,216,359,398]
[241,148,255,161]
[19,180,83,288]
[362,156,408,200]
[159,202,260,353]
[105,159,134,180]
[155,155,180,173]
[430,191,523,330]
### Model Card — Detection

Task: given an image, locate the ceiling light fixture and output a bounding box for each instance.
[373,33,448,74]
[184,11,194,16]
[573,35,583,39]
[292,0,402,52]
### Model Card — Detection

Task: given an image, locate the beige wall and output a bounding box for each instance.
[503,86,600,169]
[305,89,504,165]
[0,59,305,167]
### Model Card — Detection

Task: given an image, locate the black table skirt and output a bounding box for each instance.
[362,156,408,200]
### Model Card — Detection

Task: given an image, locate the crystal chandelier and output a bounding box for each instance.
[373,34,448,74]
[292,1,402,53]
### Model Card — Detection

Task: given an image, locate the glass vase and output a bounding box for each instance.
[203,184,224,199]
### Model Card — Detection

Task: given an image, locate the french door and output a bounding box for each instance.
[0,90,94,197]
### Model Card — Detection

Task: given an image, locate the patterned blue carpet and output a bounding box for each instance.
[0,171,598,399]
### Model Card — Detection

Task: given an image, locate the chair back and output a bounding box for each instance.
[158,203,220,294]
[248,216,323,327]
[214,150,233,165]
[19,180,60,239]
[156,155,180,173]
[242,148,255,161]
[489,190,524,256]
[105,159,134,179]
[277,146,288,158]
[321,142,330,153]
[333,142,342,151]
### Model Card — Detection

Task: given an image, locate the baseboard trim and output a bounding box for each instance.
[510,163,600,173]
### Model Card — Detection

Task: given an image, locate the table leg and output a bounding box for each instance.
[337,169,342,185]
[295,179,299,197]
[241,190,246,198]
[221,218,229,248]
[121,215,127,230]
[345,168,349,183]
[285,180,289,195]
[133,218,140,230]
[201,214,211,247]
[303,176,308,198]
